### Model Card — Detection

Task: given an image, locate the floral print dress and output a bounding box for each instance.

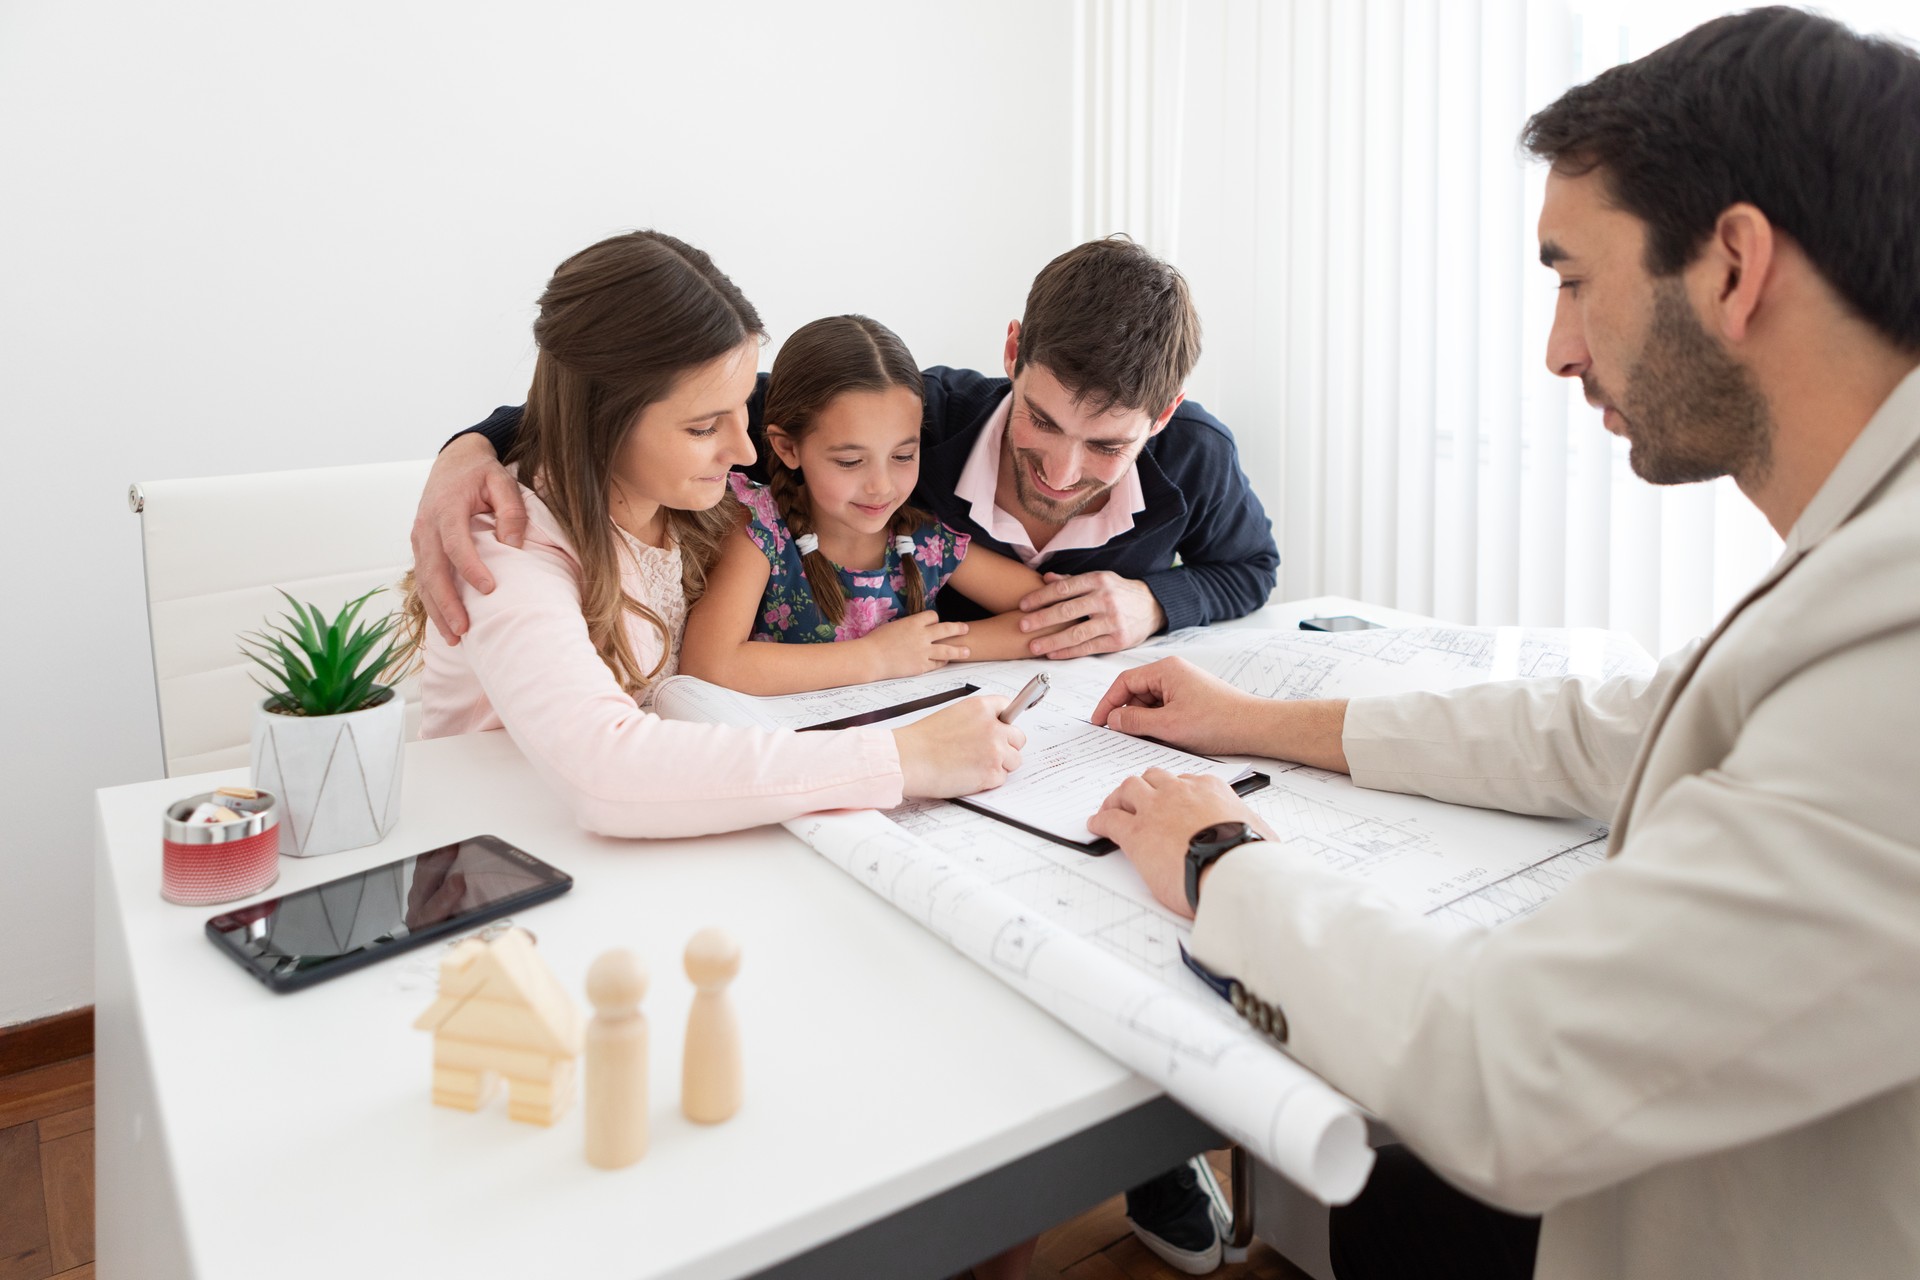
[728,474,971,642]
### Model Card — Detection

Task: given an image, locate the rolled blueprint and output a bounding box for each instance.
[785,808,1375,1204]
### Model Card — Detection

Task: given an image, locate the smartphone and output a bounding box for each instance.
[1299,615,1383,632]
[205,834,572,993]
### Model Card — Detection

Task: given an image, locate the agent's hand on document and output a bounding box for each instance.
[894,696,1027,799]
[1087,770,1277,919]
[1091,657,1270,754]
[1094,657,1353,773]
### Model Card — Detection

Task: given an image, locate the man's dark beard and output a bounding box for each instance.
[1009,445,1109,523]
[1600,279,1775,487]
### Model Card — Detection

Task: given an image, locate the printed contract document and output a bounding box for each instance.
[654,670,1261,848]
[948,703,1262,847]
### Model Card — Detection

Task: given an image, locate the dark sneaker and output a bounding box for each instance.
[1125,1157,1227,1274]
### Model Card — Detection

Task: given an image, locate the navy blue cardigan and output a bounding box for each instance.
[461,365,1278,632]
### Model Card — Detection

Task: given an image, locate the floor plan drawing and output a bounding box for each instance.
[653,619,1658,1201]
[1158,623,1653,701]
[788,806,1377,1203]
[1231,762,1611,914]
[1424,841,1611,929]
[890,797,1194,982]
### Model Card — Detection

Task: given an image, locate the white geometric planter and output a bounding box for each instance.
[249,687,404,857]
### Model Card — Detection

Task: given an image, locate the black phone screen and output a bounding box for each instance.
[205,835,572,993]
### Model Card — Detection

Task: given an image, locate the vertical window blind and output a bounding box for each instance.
[1075,0,1917,656]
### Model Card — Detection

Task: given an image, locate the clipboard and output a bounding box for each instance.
[789,678,1268,856]
[951,769,1272,856]
[795,683,978,732]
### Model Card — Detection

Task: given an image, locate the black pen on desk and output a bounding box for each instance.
[998,673,1050,724]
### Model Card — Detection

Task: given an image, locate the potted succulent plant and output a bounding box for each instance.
[241,587,405,856]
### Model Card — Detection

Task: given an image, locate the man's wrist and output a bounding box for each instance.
[1250,696,1296,758]
[1137,567,1193,634]
[1190,844,1251,905]
[1209,691,1269,757]
[1196,855,1227,903]
[1251,697,1351,773]
[1145,590,1168,637]
[1113,572,1167,638]
[1195,840,1260,909]
[439,430,499,461]
[1185,821,1265,911]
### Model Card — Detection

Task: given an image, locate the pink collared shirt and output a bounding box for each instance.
[420,482,904,838]
[953,394,1146,567]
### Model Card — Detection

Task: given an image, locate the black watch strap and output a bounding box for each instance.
[1185,821,1265,912]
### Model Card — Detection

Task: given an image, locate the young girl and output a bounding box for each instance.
[681,315,1060,694]
[400,233,1022,837]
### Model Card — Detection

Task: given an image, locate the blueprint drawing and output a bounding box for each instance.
[1149,623,1652,701]
[654,625,1651,1199]
[786,806,1376,1203]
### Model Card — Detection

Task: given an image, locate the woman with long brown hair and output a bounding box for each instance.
[401,231,1022,836]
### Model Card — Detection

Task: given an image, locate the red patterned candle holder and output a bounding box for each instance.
[162,789,281,906]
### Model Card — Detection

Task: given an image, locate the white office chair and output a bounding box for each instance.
[129,460,431,777]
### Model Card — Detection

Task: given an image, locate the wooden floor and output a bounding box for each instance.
[0,1053,94,1280]
[1,1052,1300,1280]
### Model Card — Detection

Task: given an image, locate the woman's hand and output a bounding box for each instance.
[861,610,971,679]
[894,696,1026,798]
[411,435,529,644]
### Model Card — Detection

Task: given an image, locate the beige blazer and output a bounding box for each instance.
[1192,369,1920,1280]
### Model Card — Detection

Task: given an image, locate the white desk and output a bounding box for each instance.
[93,597,1393,1279]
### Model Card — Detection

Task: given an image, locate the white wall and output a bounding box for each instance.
[0,0,1076,1024]
[1160,0,1916,657]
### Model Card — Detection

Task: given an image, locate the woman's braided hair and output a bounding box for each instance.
[762,315,929,629]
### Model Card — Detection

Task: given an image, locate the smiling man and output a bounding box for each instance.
[413,237,1279,670]
[1086,8,1920,1279]
[919,237,1278,659]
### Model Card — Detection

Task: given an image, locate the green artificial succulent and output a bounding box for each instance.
[240,587,402,717]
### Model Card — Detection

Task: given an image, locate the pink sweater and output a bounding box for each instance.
[420,485,904,837]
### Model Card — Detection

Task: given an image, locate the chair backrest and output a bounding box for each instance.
[131,460,432,777]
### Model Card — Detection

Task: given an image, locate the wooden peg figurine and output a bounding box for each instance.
[412,927,582,1126]
[680,928,742,1124]
[584,948,650,1169]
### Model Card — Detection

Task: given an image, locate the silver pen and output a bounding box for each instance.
[998,673,1050,724]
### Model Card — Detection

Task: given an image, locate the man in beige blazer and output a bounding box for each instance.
[1085,8,1920,1279]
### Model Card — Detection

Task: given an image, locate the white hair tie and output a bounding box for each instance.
[795,532,820,557]
[894,535,916,558]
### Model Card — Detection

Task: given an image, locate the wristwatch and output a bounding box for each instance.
[1185,821,1265,912]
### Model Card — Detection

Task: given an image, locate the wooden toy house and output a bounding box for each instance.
[412,928,583,1125]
